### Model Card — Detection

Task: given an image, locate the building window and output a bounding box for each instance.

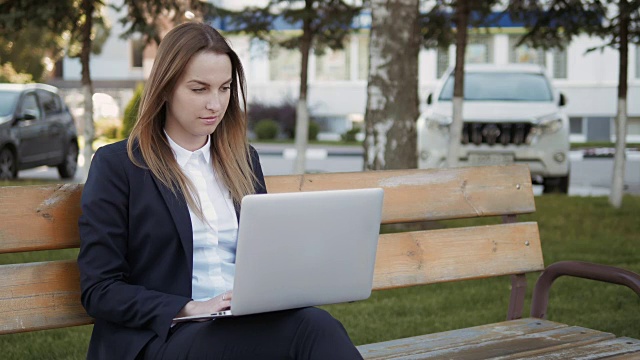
[628,117,640,141]
[131,37,144,68]
[509,35,545,66]
[552,48,568,79]
[570,117,584,135]
[315,45,350,81]
[436,47,449,78]
[357,33,369,81]
[569,117,586,143]
[466,34,493,64]
[270,46,301,81]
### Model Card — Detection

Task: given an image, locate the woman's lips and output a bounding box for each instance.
[200,116,218,125]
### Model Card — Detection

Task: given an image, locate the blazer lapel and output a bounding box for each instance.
[152,176,194,273]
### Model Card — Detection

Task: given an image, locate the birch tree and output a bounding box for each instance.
[364,0,420,170]
[222,0,361,174]
[447,0,471,167]
[509,0,640,207]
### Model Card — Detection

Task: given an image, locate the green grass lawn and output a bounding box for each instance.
[1,195,638,359]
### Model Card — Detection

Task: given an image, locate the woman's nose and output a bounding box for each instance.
[205,95,221,111]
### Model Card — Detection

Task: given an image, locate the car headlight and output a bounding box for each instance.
[426,113,452,131]
[537,113,563,134]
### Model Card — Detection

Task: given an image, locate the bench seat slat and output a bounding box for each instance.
[373,222,544,290]
[386,326,615,359]
[504,337,640,360]
[357,318,567,359]
[0,260,92,334]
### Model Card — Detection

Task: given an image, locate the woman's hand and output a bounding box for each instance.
[176,291,233,318]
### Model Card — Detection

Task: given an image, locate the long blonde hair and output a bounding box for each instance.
[127,22,256,217]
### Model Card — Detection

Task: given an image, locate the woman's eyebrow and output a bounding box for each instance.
[187,79,210,86]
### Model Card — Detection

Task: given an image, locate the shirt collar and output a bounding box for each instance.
[165,132,212,167]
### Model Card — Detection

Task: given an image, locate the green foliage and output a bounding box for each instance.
[291,120,320,141]
[0,63,33,83]
[122,84,144,139]
[0,27,64,82]
[117,0,217,45]
[507,0,610,50]
[342,126,361,142]
[248,100,296,138]
[0,0,109,81]
[94,118,121,140]
[419,1,502,50]
[308,121,319,141]
[254,119,279,140]
[219,1,362,53]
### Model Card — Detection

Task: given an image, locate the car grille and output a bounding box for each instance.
[461,122,533,146]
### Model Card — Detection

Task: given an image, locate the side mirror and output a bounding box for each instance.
[426,93,433,105]
[559,93,567,107]
[17,110,38,121]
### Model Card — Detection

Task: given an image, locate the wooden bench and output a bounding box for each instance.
[1,164,639,358]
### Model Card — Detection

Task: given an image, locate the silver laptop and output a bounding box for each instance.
[173,187,383,322]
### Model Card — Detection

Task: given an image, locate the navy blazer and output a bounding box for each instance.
[77,139,267,360]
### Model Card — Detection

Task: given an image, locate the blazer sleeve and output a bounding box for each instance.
[250,145,268,194]
[77,146,191,342]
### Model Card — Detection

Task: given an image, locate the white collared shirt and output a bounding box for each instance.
[166,133,238,301]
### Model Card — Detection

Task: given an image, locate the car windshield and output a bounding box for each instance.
[438,72,553,102]
[0,91,20,116]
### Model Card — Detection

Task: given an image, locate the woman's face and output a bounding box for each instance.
[165,51,232,151]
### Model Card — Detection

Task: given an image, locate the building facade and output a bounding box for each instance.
[53,1,640,143]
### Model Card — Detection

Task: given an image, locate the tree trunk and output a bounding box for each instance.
[292,0,313,174]
[80,0,95,181]
[364,0,420,170]
[609,0,629,208]
[447,0,470,168]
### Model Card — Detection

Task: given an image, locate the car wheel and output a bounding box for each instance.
[543,175,569,194]
[57,142,78,179]
[0,147,18,180]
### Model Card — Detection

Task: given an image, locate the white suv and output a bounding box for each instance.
[417,64,570,193]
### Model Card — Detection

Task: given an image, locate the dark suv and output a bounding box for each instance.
[0,83,79,180]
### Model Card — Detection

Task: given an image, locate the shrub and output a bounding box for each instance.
[122,83,144,138]
[308,121,319,141]
[248,100,296,138]
[94,118,121,140]
[293,121,320,141]
[254,119,279,140]
[342,126,362,142]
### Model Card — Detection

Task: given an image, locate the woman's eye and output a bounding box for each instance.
[192,88,206,93]
[221,86,231,91]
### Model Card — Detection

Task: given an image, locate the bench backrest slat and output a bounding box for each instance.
[266,165,535,224]
[373,222,544,290]
[0,165,534,254]
[0,184,83,254]
[0,260,91,334]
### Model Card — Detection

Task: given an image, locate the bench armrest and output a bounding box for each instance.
[531,260,640,319]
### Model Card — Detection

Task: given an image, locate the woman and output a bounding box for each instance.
[78,22,362,360]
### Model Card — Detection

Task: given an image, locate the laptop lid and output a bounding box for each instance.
[230,187,384,316]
